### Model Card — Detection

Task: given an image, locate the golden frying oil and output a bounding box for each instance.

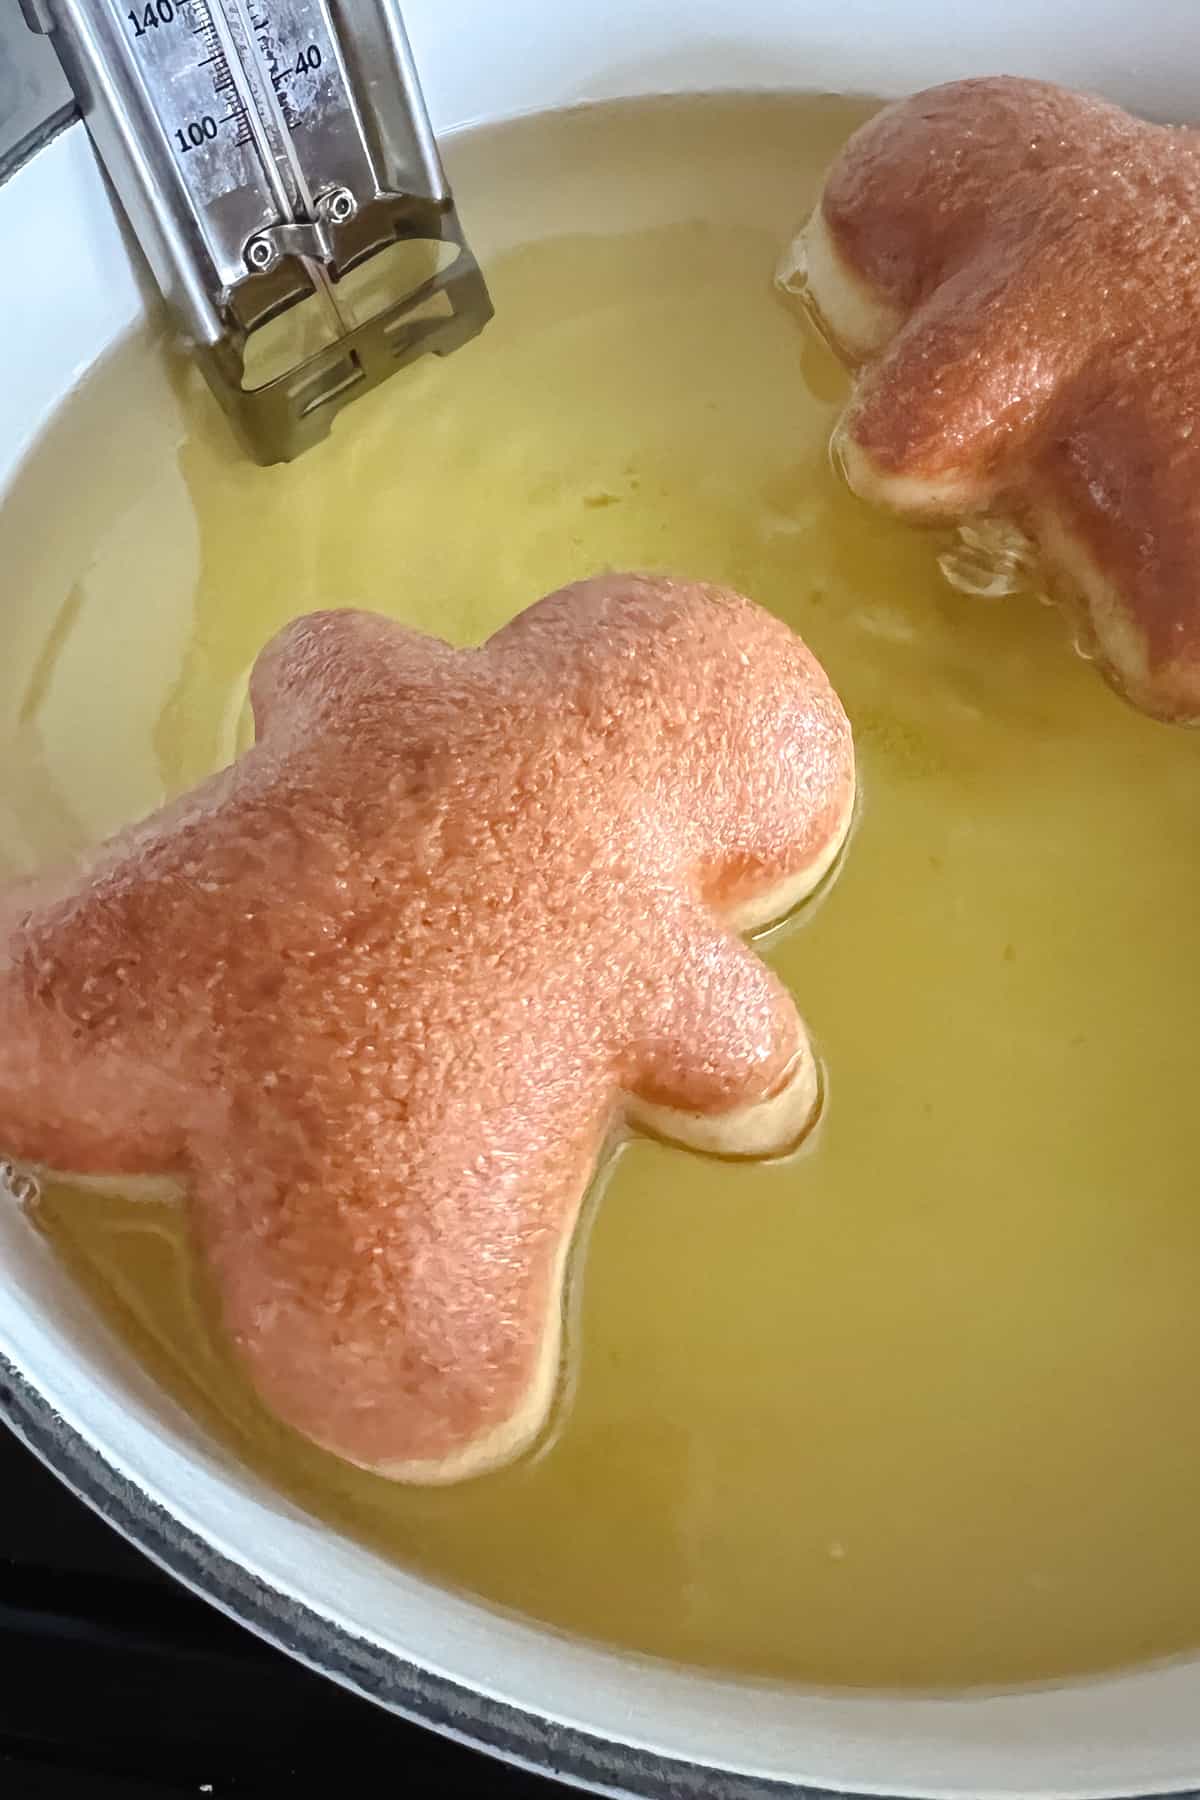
[4,94,1200,1691]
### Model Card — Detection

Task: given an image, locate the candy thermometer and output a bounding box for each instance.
[22,0,492,460]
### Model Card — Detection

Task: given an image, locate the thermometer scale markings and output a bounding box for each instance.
[186,2,254,154]
[117,0,349,330]
[120,0,331,208]
[196,0,300,219]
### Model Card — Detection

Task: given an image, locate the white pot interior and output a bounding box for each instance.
[3,4,1200,1796]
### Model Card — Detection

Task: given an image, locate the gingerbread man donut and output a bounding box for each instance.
[791,76,1200,721]
[0,575,854,1482]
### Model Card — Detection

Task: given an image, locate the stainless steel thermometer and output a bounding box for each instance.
[21,0,492,461]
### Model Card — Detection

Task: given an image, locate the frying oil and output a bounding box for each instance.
[4,94,1200,1691]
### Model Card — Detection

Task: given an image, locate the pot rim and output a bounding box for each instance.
[5,27,1200,1795]
[4,1355,1199,1800]
[0,1354,859,1800]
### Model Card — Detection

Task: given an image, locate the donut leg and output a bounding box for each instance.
[1034,360,1200,722]
[188,1072,608,1485]
[822,259,1067,518]
[624,922,820,1158]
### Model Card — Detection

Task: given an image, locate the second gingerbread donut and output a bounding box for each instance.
[791,76,1200,721]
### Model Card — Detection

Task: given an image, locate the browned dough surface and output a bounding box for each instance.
[0,575,854,1480]
[804,76,1200,720]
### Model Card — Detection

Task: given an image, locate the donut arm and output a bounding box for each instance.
[0,759,286,1179]
[0,860,191,1176]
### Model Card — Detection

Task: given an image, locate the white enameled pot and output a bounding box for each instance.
[2,4,1200,1796]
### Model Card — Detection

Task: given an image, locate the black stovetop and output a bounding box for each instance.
[0,1425,559,1798]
